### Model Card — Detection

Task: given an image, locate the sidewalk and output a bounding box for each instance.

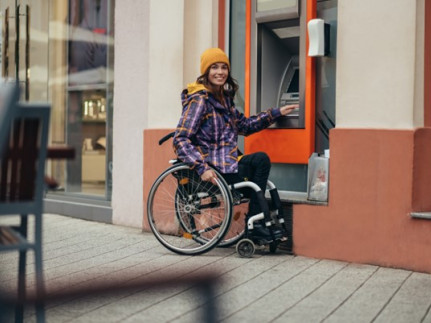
[1,214,431,322]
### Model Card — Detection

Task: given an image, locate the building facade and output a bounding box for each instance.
[140,0,431,273]
[2,0,431,273]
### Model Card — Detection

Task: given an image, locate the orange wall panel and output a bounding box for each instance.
[425,0,431,126]
[245,129,313,164]
[244,0,317,164]
[293,128,431,273]
[143,129,176,230]
[412,128,431,211]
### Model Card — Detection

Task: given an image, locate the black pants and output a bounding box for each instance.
[221,152,271,217]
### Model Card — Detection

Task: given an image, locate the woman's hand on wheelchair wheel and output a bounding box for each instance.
[201,169,218,185]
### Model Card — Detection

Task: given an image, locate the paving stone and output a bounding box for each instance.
[2,214,431,323]
[374,271,431,323]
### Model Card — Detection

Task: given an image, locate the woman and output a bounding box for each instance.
[173,48,297,239]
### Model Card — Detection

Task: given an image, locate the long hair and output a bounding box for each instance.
[196,68,239,99]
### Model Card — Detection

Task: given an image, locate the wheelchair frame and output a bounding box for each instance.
[146,133,289,257]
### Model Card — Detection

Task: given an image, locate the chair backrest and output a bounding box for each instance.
[0,82,20,159]
[0,103,51,213]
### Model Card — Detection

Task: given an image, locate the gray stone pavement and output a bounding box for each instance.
[1,214,431,322]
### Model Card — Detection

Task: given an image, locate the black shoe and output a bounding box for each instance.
[252,221,286,241]
[250,223,277,242]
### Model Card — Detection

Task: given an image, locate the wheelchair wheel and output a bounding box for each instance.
[147,163,233,255]
[217,203,246,247]
[236,239,255,258]
[175,174,246,248]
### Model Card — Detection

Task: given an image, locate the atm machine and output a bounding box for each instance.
[254,2,302,129]
[244,0,337,192]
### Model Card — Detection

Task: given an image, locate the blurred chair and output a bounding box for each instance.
[0,82,20,158]
[0,82,50,323]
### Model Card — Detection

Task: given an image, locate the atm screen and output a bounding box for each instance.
[280,68,299,106]
[287,69,299,93]
[274,62,300,128]
[257,19,302,128]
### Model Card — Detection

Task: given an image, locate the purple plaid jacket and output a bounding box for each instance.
[173,87,281,176]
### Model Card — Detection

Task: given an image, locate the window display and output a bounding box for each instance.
[0,0,114,199]
[65,0,113,197]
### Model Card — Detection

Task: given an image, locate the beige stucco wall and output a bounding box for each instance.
[148,0,218,129]
[183,0,219,87]
[336,0,423,129]
[414,0,425,127]
[113,0,219,227]
[113,0,150,227]
[147,0,185,128]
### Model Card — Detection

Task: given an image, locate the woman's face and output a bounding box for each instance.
[208,62,229,88]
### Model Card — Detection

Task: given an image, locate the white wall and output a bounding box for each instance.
[147,0,185,128]
[113,0,219,227]
[336,0,423,129]
[112,0,150,227]
[414,0,424,127]
[146,0,218,129]
[183,0,219,87]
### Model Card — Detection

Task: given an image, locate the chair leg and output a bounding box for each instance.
[34,213,45,323]
[15,215,28,323]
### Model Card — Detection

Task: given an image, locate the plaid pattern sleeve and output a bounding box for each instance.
[234,107,282,136]
[173,96,210,176]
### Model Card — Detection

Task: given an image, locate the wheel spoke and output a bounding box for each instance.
[147,164,232,255]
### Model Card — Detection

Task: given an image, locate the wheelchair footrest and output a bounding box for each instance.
[231,190,250,206]
[247,224,288,246]
[233,197,250,206]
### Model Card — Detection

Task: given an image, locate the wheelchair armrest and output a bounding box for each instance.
[159,132,175,145]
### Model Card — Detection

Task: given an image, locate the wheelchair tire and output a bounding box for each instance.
[216,207,245,247]
[174,171,245,248]
[147,163,233,255]
[236,239,255,258]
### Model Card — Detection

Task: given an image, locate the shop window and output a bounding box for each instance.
[0,0,114,200]
[65,0,114,198]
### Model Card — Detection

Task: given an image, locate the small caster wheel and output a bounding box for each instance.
[269,241,278,254]
[236,239,255,258]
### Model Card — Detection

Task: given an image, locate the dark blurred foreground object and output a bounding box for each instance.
[0,272,220,323]
[0,82,51,323]
[0,81,20,158]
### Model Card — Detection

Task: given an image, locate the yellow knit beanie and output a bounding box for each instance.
[200,48,230,75]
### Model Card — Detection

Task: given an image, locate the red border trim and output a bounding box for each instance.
[218,0,226,50]
[425,1,431,126]
[245,0,251,117]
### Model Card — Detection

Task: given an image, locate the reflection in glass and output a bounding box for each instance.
[48,0,113,198]
[63,0,113,197]
[0,0,114,199]
[67,89,107,196]
[68,0,109,86]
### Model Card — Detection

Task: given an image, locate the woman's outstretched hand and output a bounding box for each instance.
[280,104,299,116]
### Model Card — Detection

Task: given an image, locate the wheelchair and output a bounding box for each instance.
[146,132,290,257]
